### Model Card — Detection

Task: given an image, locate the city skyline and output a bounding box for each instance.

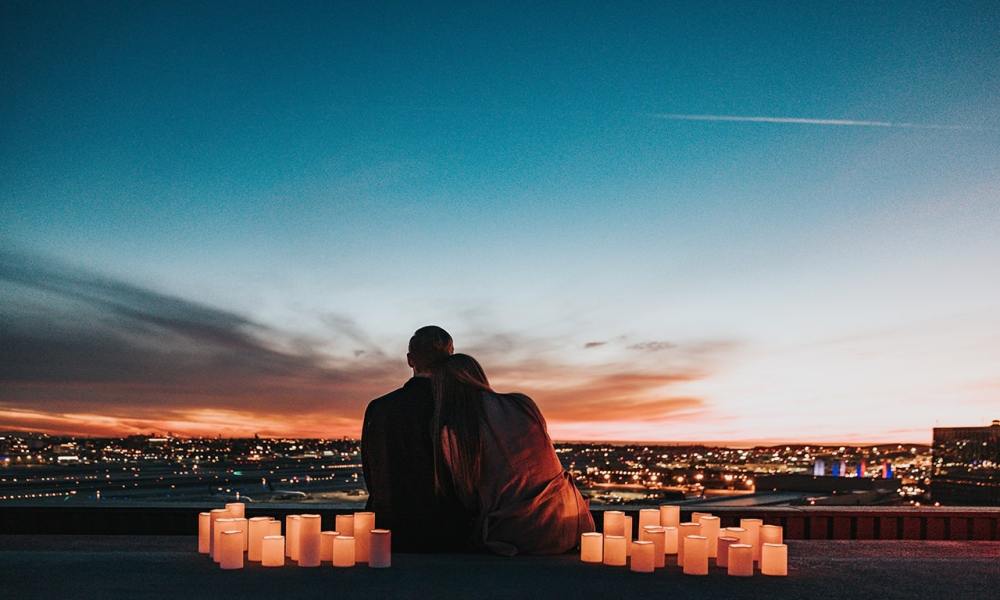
[3,2,1000,444]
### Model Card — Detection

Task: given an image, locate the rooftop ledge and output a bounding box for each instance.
[1,535,998,600]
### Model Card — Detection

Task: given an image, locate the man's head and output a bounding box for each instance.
[407,325,454,375]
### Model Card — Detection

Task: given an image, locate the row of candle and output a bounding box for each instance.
[197,503,391,570]
[581,507,788,576]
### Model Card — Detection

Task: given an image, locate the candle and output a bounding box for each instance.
[659,505,680,529]
[332,535,356,567]
[675,522,701,567]
[225,502,245,519]
[198,512,211,554]
[700,516,720,558]
[692,512,711,524]
[603,511,625,537]
[229,517,248,552]
[298,514,322,567]
[641,526,666,568]
[760,524,783,546]
[369,529,391,568]
[638,509,659,531]
[725,526,748,545]
[602,535,626,566]
[208,508,229,558]
[286,515,301,560]
[580,532,603,563]
[624,515,633,556]
[728,543,753,576]
[261,535,284,567]
[247,517,273,561]
[354,512,375,563]
[335,514,355,536]
[219,530,244,570]
[739,518,763,562]
[266,519,281,537]
[717,536,738,567]
[213,518,236,563]
[321,531,339,562]
[630,540,655,573]
[663,526,679,556]
[682,535,709,575]
[761,543,788,576]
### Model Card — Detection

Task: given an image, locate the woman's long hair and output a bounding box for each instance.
[431,353,492,502]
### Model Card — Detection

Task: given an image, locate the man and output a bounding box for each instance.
[361,325,470,551]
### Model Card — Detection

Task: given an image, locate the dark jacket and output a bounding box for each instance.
[361,376,471,551]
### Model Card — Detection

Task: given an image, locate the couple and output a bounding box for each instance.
[361,326,595,555]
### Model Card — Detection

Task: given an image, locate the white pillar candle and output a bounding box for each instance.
[725,526,748,545]
[761,543,788,576]
[692,512,711,524]
[298,514,322,567]
[603,511,625,537]
[658,505,680,529]
[580,532,603,563]
[229,518,248,552]
[739,518,763,562]
[638,509,659,531]
[219,530,244,570]
[225,502,245,518]
[675,522,701,567]
[682,535,709,575]
[369,529,391,568]
[717,536,738,567]
[213,518,236,563]
[335,514,355,536]
[760,524,783,546]
[261,535,284,567]
[266,519,281,537]
[728,543,753,576]
[208,508,229,558]
[333,535,356,567]
[602,535,626,566]
[321,531,339,562]
[247,517,272,561]
[198,512,211,554]
[624,515,633,556]
[286,515,301,559]
[700,516,721,558]
[354,512,375,563]
[642,526,666,568]
[663,526,679,555]
[630,540,655,573]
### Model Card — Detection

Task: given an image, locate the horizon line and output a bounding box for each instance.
[648,112,996,131]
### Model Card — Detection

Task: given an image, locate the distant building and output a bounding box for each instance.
[932,419,1000,506]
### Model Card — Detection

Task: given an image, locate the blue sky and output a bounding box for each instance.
[2,1,999,441]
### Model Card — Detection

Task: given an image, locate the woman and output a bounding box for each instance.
[431,353,595,555]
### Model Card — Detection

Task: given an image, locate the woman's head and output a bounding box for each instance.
[431,354,491,501]
[431,353,491,396]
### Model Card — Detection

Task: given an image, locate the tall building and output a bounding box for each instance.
[931,419,1000,505]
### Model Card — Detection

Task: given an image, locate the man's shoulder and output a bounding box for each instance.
[365,378,432,415]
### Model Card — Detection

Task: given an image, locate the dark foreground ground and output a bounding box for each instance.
[2,536,997,600]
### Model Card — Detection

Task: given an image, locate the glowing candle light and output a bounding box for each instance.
[333,535,356,567]
[198,512,211,554]
[369,529,391,568]
[725,526,748,545]
[602,535,626,566]
[286,515,301,559]
[663,526,679,556]
[213,518,236,563]
[229,517,248,552]
[219,530,244,570]
[261,535,284,567]
[760,524,783,546]
[682,535,709,575]
[675,522,701,567]
[658,505,680,529]
[691,512,711,524]
[266,519,281,537]
[247,517,273,562]
[354,512,375,563]
[641,526,666,568]
[225,502,245,519]
[630,540,655,573]
[580,533,603,563]
[208,508,229,558]
[603,511,625,537]
[321,531,339,562]
[638,509,659,531]
[700,516,720,558]
[717,536,738,567]
[298,514,322,567]
[624,515,633,556]
[761,543,788,576]
[739,518,763,562]
[335,514,355,536]
[728,543,753,576]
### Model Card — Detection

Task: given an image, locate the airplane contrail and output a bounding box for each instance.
[649,113,990,131]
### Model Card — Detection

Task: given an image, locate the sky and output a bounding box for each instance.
[2,1,999,444]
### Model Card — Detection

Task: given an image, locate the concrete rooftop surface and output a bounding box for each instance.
[1,536,998,600]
